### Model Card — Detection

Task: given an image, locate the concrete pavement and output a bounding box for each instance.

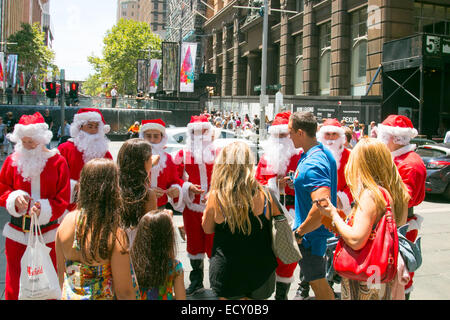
[1,141,449,300]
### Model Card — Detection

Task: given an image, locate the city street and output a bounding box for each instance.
[0,141,449,300]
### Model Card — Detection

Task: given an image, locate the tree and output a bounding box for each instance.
[7,23,56,92]
[87,19,162,96]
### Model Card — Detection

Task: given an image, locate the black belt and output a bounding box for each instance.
[10,215,58,233]
[408,207,414,218]
[279,194,295,206]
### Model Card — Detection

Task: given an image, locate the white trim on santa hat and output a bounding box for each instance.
[377,123,418,146]
[7,123,53,145]
[140,122,166,135]
[268,124,289,136]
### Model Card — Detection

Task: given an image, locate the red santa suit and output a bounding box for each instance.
[255,112,302,287]
[139,119,184,210]
[58,108,112,212]
[378,115,426,295]
[0,112,70,300]
[316,118,353,215]
[174,116,216,260]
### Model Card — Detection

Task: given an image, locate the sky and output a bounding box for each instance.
[50,0,117,81]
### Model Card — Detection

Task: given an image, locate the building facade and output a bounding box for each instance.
[1,0,51,45]
[201,0,450,136]
[117,0,167,37]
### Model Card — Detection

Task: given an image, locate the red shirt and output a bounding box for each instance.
[394,150,426,208]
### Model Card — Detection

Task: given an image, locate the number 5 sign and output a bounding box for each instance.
[425,35,441,55]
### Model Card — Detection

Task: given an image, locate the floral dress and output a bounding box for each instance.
[62,211,140,300]
[139,259,183,300]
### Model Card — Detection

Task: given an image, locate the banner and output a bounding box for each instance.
[148,59,161,93]
[162,42,178,92]
[136,59,148,93]
[180,42,197,92]
[0,52,4,88]
[6,54,18,88]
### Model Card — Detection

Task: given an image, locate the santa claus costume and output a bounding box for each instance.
[0,112,70,300]
[255,111,303,300]
[378,114,426,298]
[173,115,216,295]
[139,119,184,210]
[58,108,113,212]
[316,118,353,215]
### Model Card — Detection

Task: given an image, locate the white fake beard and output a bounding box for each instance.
[322,139,344,169]
[73,130,109,163]
[12,142,53,182]
[261,137,298,175]
[150,142,168,174]
[187,134,215,164]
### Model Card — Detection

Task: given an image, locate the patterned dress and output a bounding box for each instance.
[62,211,140,300]
[139,259,183,300]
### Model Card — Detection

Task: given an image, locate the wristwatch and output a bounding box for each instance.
[295,231,304,240]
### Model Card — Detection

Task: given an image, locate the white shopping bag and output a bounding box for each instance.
[19,214,62,300]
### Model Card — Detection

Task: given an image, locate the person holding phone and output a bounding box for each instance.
[288,111,337,300]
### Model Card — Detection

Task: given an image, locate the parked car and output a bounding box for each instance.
[411,138,437,148]
[415,143,450,199]
[165,126,262,161]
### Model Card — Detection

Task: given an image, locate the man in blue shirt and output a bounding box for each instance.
[288,111,337,300]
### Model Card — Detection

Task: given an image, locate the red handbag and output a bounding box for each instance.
[333,187,398,283]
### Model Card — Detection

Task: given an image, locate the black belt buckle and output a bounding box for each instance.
[22,214,31,233]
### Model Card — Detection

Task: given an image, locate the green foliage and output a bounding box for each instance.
[87,19,162,96]
[7,23,56,92]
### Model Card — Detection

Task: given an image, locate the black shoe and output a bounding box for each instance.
[275,282,291,300]
[186,259,204,296]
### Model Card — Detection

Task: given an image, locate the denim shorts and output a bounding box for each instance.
[298,243,327,283]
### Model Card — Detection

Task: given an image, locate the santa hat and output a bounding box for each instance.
[317,118,346,142]
[70,108,111,138]
[7,112,53,145]
[268,112,291,136]
[378,115,418,146]
[187,115,212,134]
[139,119,168,146]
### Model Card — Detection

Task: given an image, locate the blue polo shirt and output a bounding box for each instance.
[293,143,337,256]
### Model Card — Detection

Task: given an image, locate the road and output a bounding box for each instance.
[1,141,449,300]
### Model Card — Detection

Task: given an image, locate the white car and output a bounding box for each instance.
[164,126,261,161]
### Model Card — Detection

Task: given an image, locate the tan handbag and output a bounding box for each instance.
[264,188,302,265]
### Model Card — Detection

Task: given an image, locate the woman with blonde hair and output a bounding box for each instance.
[316,138,410,300]
[202,141,279,300]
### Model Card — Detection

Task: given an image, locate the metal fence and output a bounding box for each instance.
[0,94,201,111]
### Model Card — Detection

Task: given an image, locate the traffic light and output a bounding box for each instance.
[45,82,56,99]
[69,82,79,99]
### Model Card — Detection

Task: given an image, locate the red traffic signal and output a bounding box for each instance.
[45,82,56,98]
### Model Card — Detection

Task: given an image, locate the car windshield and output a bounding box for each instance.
[416,147,447,158]
[167,132,186,144]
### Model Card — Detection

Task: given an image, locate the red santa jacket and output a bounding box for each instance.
[0,152,70,245]
[174,149,214,213]
[392,144,426,208]
[336,148,353,214]
[255,152,302,199]
[151,152,184,209]
[58,140,113,208]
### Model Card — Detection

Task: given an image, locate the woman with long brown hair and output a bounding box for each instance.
[131,209,186,300]
[55,158,138,300]
[316,138,410,300]
[117,138,158,244]
[202,141,279,299]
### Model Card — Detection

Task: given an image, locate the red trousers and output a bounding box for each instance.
[4,238,57,300]
[183,207,214,259]
[405,216,419,293]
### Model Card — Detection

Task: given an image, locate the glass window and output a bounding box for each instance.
[351,8,368,96]
[296,0,304,13]
[319,22,331,96]
[295,57,303,95]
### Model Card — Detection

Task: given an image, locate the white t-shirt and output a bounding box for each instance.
[111,88,117,97]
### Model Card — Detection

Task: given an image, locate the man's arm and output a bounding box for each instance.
[295,187,330,238]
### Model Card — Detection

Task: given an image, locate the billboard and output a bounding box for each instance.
[6,54,18,88]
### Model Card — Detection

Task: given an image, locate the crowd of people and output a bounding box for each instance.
[0,105,427,301]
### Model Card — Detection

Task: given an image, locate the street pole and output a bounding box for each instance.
[259,0,269,142]
[60,69,65,130]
